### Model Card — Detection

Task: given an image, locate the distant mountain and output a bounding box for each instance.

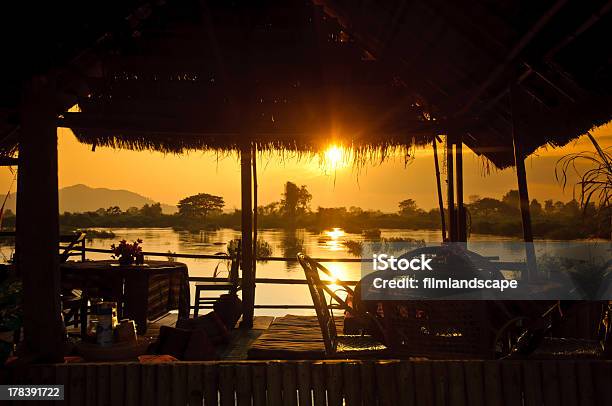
[4,184,177,214]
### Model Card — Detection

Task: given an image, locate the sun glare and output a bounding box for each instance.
[323,145,347,170]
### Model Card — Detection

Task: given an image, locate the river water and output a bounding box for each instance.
[2,227,609,316]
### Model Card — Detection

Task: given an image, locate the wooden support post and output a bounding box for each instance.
[240,143,254,328]
[16,76,64,362]
[446,136,457,242]
[513,146,537,281]
[252,143,258,310]
[455,136,466,242]
[432,137,447,242]
[511,91,537,281]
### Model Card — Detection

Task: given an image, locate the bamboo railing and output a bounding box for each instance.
[10,359,612,406]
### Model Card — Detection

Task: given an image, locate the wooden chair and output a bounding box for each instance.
[59,232,86,263]
[193,252,240,317]
[298,253,388,359]
[59,232,86,328]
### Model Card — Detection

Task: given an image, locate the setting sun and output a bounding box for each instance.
[323,145,347,170]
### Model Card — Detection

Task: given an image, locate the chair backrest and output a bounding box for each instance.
[298,253,338,355]
[59,232,86,263]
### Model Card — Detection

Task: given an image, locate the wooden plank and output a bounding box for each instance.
[96,364,110,406]
[39,365,56,406]
[376,361,398,406]
[297,362,312,406]
[282,362,298,406]
[463,362,485,406]
[86,364,98,405]
[326,362,343,406]
[483,361,503,406]
[397,361,416,406]
[203,364,219,406]
[311,362,326,406]
[68,365,85,406]
[575,361,594,406]
[558,361,578,406]
[448,361,467,406]
[235,364,252,406]
[125,364,141,406]
[502,361,523,406]
[171,363,188,406]
[54,364,70,406]
[141,365,156,406]
[592,361,612,406]
[542,361,561,406]
[109,364,125,406]
[219,364,235,406]
[360,361,376,406]
[267,362,283,406]
[432,361,448,406]
[251,363,267,406]
[157,364,171,406]
[414,362,434,406]
[343,362,361,406]
[523,360,543,406]
[187,363,204,406]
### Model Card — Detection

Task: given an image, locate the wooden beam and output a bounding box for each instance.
[446,135,456,242]
[0,157,18,166]
[511,91,537,281]
[456,0,569,116]
[16,76,64,362]
[432,137,447,241]
[456,136,466,242]
[240,143,255,328]
[252,143,258,310]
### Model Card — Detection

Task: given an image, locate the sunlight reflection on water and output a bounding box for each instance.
[0,226,548,316]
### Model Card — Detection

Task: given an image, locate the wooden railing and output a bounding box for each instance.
[10,359,612,406]
[69,246,526,310]
[1,233,526,310]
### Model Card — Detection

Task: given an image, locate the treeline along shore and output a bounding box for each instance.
[1,182,610,240]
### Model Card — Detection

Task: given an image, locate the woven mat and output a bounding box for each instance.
[247,315,343,360]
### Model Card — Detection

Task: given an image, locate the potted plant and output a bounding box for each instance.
[111,239,144,266]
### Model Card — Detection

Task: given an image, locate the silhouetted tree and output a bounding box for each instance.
[501,190,520,210]
[280,182,311,217]
[178,193,224,218]
[398,199,418,215]
[106,206,122,216]
[126,207,139,215]
[468,197,507,217]
[140,203,163,217]
[544,199,554,214]
[530,199,543,216]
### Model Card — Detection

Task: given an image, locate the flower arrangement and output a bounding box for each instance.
[111,239,144,266]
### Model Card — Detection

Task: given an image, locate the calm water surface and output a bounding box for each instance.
[2,227,608,316]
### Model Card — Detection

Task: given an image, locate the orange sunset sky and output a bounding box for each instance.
[1,123,611,212]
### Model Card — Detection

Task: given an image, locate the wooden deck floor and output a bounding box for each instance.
[144,312,276,360]
[248,315,343,359]
[145,313,341,360]
[71,313,334,360]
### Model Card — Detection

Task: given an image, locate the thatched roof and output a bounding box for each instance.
[2,0,612,168]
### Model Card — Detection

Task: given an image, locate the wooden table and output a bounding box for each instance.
[61,260,190,335]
